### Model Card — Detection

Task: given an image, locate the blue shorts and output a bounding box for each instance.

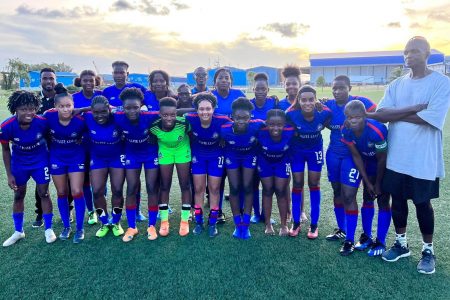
[257,156,290,179]
[326,149,361,188]
[90,154,126,170]
[50,160,86,175]
[125,152,159,170]
[191,154,225,177]
[12,163,50,186]
[290,148,324,173]
[225,154,257,170]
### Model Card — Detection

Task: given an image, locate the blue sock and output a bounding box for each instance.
[126,206,137,229]
[334,203,346,231]
[252,185,261,217]
[12,212,24,232]
[377,208,392,245]
[233,215,242,226]
[57,196,70,228]
[112,207,122,224]
[209,208,219,226]
[83,184,94,212]
[194,205,203,224]
[73,193,86,231]
[42,213,53,230]
[345,210,358,243]
[148,206,158,226]
[96,209,109,225]
[361,202,375,238]
[242,213,251,225]
[310,187,321,226]
[291,188,302,224]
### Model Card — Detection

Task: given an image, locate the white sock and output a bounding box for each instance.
[395,233,407,247]
[422,241,434,254]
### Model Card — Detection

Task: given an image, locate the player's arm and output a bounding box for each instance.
[1,143,17,190]
[73,106,91,115]
[374,151,387,196]
[344,141,375,196]
[367,104,427,123]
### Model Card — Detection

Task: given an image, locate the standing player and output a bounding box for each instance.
[44,84,87,243]
[221,98,264,239]
[185,93,231,237]
[278,65,301,111]
[341,100,391,256]
[371,36,450,274]
[73,70,102,226]
[113,88,160,242]
[150,97,192,237]
[286,86,331,239]
[191,67,209,94]
[257,109,293,235]
[84,96,126,238]
[1,91,57,246]
[102,61,147,106]
[144,70,175,111]
[177,84,194,109]
[323,75,376,244]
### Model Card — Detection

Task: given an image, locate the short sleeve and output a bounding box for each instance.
[340,127,353,145]
[0,120,11,144]
[377,82,397,110]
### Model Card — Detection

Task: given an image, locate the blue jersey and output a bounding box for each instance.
[341,119,388,161]
[257,125,294,162]
[143,91,160,111]
[250,97,278,120]
[185,113,231,157]
[212,89,245,117]
[72,90,103,108]
[83,112,123,158]
[191,86,209,94]
[102,83,146,107]
[286,107,332,151]
[220,119,264,159]
[113,111,159,157]
[325,95,377,156]
[278,97,293,111]
[44,109,86,162]
[0,115,49,167]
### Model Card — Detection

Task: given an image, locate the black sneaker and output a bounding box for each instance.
[217,210,226,224]
[355,233,374,251]
[417,249,435,274]
[193,224,204,235]
[32,216,43,228]
[326,228,346,241]
[382,240,411,262]
[59,227,72,240]
[73,229,85,244]
[340,240,355,256]
[208,225,218,238]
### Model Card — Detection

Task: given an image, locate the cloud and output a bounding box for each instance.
[171,1,190,10]
[404,3,450,23]
[111,0,170,16]
[262,22,310,38]
[386,22,401,28]
[15,4,97,18]
[409,22,431,30]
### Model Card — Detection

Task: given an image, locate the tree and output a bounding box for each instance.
[316,75,325,91]
[389,67,404,83]
[246,71,256,91]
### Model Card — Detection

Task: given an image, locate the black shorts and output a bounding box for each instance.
[382,169,439,204]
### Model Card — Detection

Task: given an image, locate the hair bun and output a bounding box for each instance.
[54,83,68,94]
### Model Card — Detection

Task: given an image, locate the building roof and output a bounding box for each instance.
[29,71,78,77]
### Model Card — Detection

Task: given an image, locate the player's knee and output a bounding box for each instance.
[262,186,274,197]
[274,186,286,198]
[242,184,253,195]
[194,183,206,196]
[292,180,304,190]
[229,185,239,196]
[126,183,139,196]
[92,188,104,200]
[331,183,341,199]
[377,194,390,210]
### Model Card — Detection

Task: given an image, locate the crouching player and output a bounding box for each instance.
[150,97,192,237]
[1,91,57,246]
[257,109,293,236]
[84,96,126,238]
[340,100,391,256]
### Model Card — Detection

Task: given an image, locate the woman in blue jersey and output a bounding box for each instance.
[143,69,176,111]
[221,98,264,239]
[286,85,332,239]
[84,95,126,238]
[44,83,88,243]
[114,88,160,242]
[257,109,294,236]
[185,93,231,237]
[1,91,56,246]
[278,65,301,111]
[73,70,103,225]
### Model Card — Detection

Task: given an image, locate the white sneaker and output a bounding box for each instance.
[45,229,57,244]
[3,231,25,247]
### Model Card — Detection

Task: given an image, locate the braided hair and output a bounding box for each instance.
[7,91,41,114]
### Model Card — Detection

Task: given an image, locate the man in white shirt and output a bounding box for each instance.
[370,36,450,274]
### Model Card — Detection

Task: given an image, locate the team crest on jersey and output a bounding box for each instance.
[212,132,219,139]
[250,136,256,143]
[13,137,20,142]
[192,156,197,163]
[317,124,323,131]
[90,130,96,135]
[262,146,268,150]
[178,136,183,141]
[50,129,55,134]
[367,142,374,148]
[159,152,164,158]
[112,130,118,137]
[36,133,42,140]
[71,132,77,138]
[283,145,289,151]
[193,132,198,136]
[143,129,148,135]
[229,140,235,145]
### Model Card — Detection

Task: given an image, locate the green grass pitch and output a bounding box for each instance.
[0,87,449,299]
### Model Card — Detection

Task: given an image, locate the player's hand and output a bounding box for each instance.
[7,175,18,191]
[343,119,351,128]
[72,108,82,116]
[374,183,382,196]
[318,97,329,104]
[412,103,428,112]
[270,95,279,102]
[315,101,324,112]
[366,182,376,198]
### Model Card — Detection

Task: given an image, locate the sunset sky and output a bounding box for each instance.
[0,0,448,76]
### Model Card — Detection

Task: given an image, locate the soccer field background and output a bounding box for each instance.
[0,87,449,299]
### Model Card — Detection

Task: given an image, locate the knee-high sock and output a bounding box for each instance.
[148,205,158,226]
[42,213,53,230]
[345,209,358,243]
[334,203,346,231]
[73,193,86,231]
[159,204,169,222]
[209,207,219,226]
[310,186,321,226]
[12,212,24,233]
[291,188,303,224]
[377,207,392,245]
[181,204,191,222]
[126,205,137,229]
[57,195,70,228]
[194,205,203,225]
[361,202,375,237]
[96,209,109,225]
[83,183,94,212]
[112,207,122,224]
